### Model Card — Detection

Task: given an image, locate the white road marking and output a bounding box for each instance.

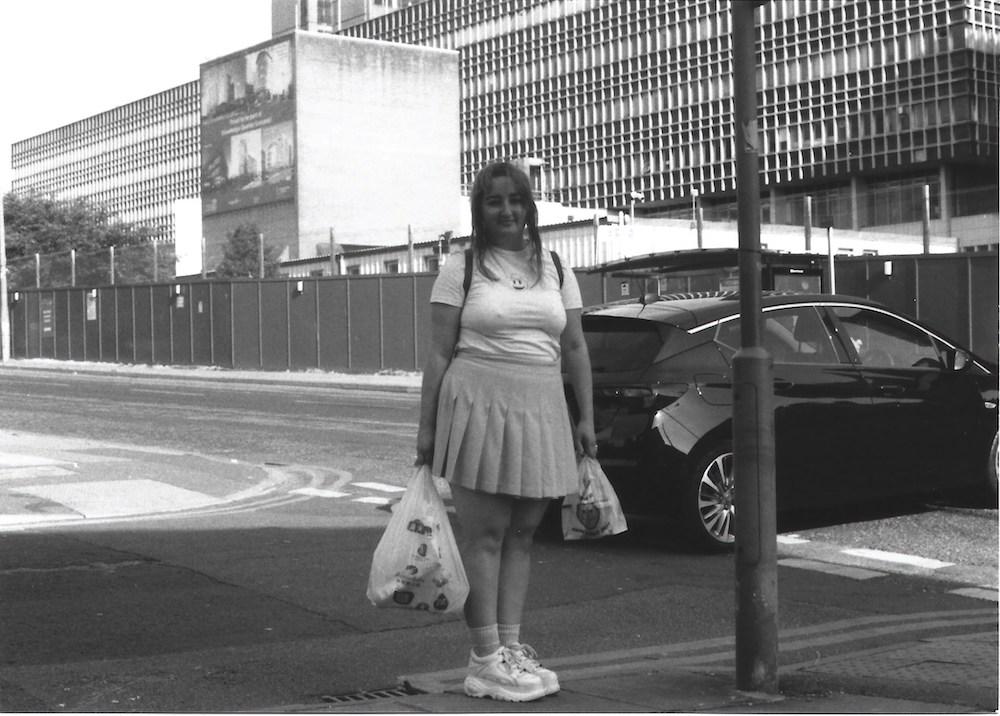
[290,487,350,498]
[947,587,999,602]
[0,452,71,468]
[352,482,406,493]
[779,557,885,580]
[353,496,391,505]
[13,480,219,518]
[841,547,955,570]
[131,388,204,397]
[777,534,810,544]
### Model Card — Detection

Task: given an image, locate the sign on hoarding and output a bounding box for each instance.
[200,39,295,216]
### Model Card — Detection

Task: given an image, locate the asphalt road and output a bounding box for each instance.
[0,368,995,711]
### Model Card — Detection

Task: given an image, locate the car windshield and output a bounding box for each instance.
[583,317,663,372]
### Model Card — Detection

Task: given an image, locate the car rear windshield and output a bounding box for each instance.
[583,316,664,373]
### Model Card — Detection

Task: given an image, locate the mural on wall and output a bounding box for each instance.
[200,39,296,216]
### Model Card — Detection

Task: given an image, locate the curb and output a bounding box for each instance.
[0,360,423,394]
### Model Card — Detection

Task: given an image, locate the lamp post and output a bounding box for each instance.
[731,0,777,695]
[0,193,9,362]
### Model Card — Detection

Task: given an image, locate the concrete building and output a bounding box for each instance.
[335,0,999,251]
[9,82,200,242]
[199,32,460,265]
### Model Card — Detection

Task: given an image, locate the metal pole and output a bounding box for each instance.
[804,196,813,252]
[731,0,778,695]
[694,190,704,249]
[109,246,115,286]
[35,253,40,288]
[922,184,931,254]
[71,249,77,287]
[0,196,9,361]
[827,226,836,294]
[329,227,336,276]
[258,233,265,279]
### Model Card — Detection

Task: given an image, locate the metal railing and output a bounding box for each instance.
[7,242,177,291]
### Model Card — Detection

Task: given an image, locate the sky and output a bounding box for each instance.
[0,0,273,190]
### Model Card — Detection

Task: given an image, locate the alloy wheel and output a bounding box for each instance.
[697,451,736,545]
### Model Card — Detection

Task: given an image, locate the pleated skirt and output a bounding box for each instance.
[432,353,577,499]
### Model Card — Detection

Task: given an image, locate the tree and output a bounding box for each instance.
[3,192,159,288]
[214,223,281,278]
[3,192,152,258]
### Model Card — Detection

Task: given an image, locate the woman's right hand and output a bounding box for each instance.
[415,424,434,466]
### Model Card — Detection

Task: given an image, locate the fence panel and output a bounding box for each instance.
[347,277,382,372]
[191,283,214,365]
[318,279,350,371]
[917,257,970,350]
[231,282,261,369]
[170,285,192,365]
[150,286,172,364]
[133,287,153,364]
[211,283,233,369]
[68,291,85,360]
[115,287,134,362]
[970,257,999,362]
[260,282,289,370]
[381,276,418,371]
[414,275,435,372]
[99,289,116,362]
[38,293,56,358]
[289,280,319,370]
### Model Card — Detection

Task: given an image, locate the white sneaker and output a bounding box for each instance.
[507,643,560,695]
[463,647,546,702]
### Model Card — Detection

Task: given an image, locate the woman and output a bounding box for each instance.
[416,161,596,702]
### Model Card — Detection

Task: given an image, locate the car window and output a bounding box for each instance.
[831,306,943,368]
[583,317,663,373]
[713,306,839,364]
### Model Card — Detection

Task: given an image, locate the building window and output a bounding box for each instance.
[383,260,400,273]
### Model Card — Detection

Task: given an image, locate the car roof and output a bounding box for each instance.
[583,292,885,330]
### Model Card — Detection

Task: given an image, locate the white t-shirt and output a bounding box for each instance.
[430,246,583,364]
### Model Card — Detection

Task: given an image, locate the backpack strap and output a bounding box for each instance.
[550,250,564,288]
[462,247,475,297]
[462,247,563,299]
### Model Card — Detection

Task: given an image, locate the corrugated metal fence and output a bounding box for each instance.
[7,253,997,371]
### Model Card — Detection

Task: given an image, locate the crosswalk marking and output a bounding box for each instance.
[290,487,351,498]
[351,482,406,493]
[353,496,391,505]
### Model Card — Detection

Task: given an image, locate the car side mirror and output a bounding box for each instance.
[949,348,972,372]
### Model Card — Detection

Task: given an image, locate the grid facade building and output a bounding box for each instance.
[10,82,200,242]
[339,0,999,247]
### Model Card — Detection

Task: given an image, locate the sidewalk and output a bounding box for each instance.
[1,358,997,713]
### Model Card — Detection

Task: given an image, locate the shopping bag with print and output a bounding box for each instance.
[366,465,469,613]
[562,456,628,540]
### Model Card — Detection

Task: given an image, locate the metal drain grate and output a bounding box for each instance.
[320,683,425,704]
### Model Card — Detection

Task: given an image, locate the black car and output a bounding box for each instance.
[571,292,998,550]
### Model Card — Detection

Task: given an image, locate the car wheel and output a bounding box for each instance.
[682,442,736,551]
[988,432,998,503]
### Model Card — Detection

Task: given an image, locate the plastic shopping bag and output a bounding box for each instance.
[561,456,628,540]
[366,465,469,614]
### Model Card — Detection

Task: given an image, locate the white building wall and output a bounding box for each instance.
[294,32,461,254]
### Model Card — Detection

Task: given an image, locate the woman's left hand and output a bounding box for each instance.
[575,419,598,459]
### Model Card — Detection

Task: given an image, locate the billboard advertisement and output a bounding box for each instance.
[201,39,295,216]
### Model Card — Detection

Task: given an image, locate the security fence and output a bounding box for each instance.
[6,252,997,372]
[6,242,177,291]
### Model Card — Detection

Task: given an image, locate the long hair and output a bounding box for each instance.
[468,161,543,284]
